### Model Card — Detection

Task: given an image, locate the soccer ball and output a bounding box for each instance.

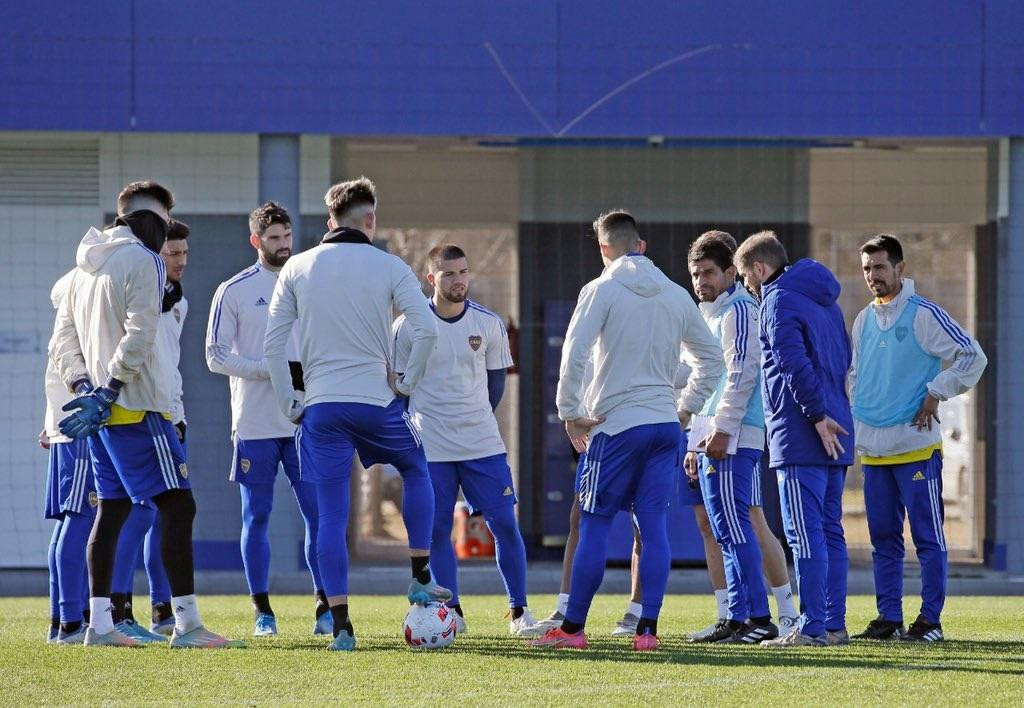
[403,602,458,649]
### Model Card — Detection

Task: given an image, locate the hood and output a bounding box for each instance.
[50,269,76,309]
[605,254,668,298]
[699,283,742,318]
[75,225,140,273]
[767,258,840,307]
[868,278,917,330]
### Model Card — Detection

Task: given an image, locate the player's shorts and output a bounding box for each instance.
[44,439,97,519]
[297,399,425,484]
[575,422,681,518]
[230,436,300,486]
[429,453,516,515]
[91,413,189,503]
[697,447,762,545]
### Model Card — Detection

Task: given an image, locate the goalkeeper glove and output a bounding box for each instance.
[59,380,120,439]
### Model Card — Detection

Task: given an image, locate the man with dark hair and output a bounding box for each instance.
[683,233,797,644]
[532,210,724,651]
[734,231,852,647]
[850,234,986,642]
[265,177,446,651]
[107,221,192,642]
[116,181,175,220]
[206,202,328,637]
[51,182,237,648]
[393,243,543,637]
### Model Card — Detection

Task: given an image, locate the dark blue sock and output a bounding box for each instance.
[315,479,350,596]
[48,521,62,622]
[290,480,323,592]
[430,509,459,605]
[484,504,528,609]
[395,452,434,551]
[634,509,671,624]
[564,511,613,630]
[112,503,155,595]
[143,512,171,605]
[240,484,274,595]
[56,511,93,624]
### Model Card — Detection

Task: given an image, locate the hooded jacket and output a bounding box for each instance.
[759,258,854,467]
[557,254,724,437]
[49,225,170,414]
[43,270,76,442]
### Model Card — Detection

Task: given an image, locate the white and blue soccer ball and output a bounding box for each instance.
[403,602,458,649]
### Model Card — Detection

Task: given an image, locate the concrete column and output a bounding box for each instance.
[259,134,302,248]
[995,138,1024,576]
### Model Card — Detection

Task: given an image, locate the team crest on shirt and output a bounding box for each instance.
[895,326,909,342]
[88,491,98,508]
[179,463,189,479]
[240,458,251,474]
[468,335,482,351]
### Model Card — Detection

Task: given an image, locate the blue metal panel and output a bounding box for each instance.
[1,1,1021,136]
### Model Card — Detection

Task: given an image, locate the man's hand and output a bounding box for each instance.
[684,451,699,481]
[174,421,187,442]
[565,417,604,454]
[814,416,849,461]
[678,409,693,429]
[286,391,306,425]
[699,430,731,460]
[59,386,118,439]
[387,366,407,398]
[912,393,941,431]
[38,429,50,450]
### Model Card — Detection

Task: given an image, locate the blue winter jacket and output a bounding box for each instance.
[759,258,854,467]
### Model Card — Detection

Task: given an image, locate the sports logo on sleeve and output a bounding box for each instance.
[468,335,482,351]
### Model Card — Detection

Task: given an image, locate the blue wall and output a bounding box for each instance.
[2,1,1021,136]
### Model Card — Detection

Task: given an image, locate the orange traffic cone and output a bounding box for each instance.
[455,503,496,558]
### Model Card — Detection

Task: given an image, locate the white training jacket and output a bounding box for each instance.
[43,271,76,443]
[698,287,766,451]
[557,253,724,438]
[158,294,187,425]
[265,231,438,420]
[50,225,170,412]
[206,263,296,440]
[848,278,987,457]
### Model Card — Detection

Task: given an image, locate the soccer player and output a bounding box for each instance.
[108,220,191,642]
[265,177,449,652]
[41,271,94,644]
[684,231,797,642]
[393,243,543,637]
[734,231,852,648]
[51,180,238,648]
[206,202,329,636]
[684,233,777,643]
[531,210,724,650]
[849,235,986,642]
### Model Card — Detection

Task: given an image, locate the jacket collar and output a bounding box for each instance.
[321,227,372,245]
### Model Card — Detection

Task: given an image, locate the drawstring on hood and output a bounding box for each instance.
[114,209,169,254]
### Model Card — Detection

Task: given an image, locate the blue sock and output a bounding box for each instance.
[290,480,324,592]
[112,503,155,595]
[315,479,350,596]
[48,521,62,622]
[634,509,671,622]
[565,512,613,628]
[56,511,93,624]
[143,512,171,605]
[430,508,459,605]
[484,504,528,608]
[394,451,434,551]
[240,484,275,595]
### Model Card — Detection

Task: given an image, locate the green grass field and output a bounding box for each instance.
[1,594,1021,706]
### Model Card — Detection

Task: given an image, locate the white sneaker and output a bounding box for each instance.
[538,609,565,629]
[452,611,468,635]
[509,608,547,637]
[610,612,639,637]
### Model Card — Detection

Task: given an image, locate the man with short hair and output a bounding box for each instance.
[531,210,724,651]
[108,221,193,642]
[393,243,544,637]
[849,234,986,642]
[51,181,237,648]
[265,176,448,651]
[683,232,787,644]
[734,231,852,648]
[207,202,328,637]
[41,270,94,644]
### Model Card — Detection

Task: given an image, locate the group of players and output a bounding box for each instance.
[40,175,985,651]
